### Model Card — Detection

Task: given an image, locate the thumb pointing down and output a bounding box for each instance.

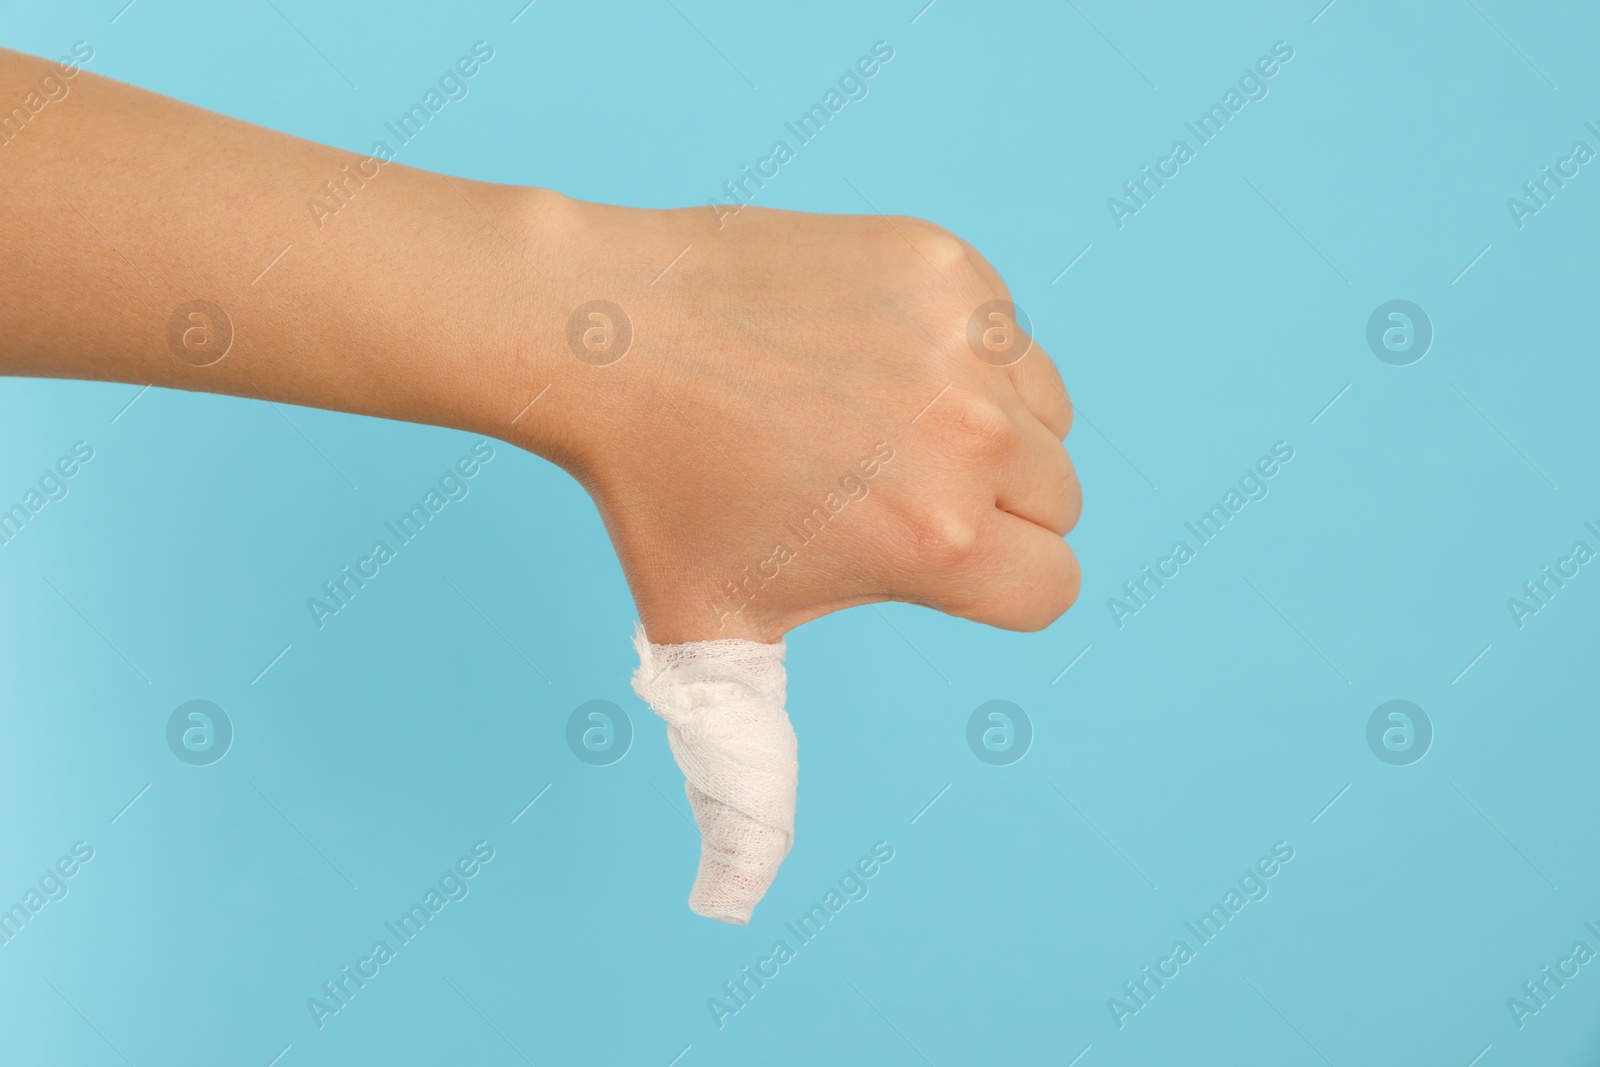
[630,624,798,925]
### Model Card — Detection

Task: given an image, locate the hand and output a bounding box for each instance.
[519,197,1082,644]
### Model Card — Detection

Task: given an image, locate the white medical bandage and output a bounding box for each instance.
[631,625,798,925]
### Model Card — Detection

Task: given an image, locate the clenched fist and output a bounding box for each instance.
[516,197,1082,645]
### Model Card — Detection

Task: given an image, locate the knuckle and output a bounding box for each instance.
[941,397,1010,456]
[891,218,972,275]
[919,229,970,273]
[903,505,982,569]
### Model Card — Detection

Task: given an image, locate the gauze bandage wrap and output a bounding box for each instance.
[631,625,797,925]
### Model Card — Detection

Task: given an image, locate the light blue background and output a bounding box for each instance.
[2,1,1597,1063]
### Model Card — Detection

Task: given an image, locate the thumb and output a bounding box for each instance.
[630,623,797,924]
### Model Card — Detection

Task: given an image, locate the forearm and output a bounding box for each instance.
[0,46,571,457]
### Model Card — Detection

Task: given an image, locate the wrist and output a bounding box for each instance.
[445,183,588,466]
[486,188,670,481]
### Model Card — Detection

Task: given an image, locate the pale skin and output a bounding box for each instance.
[0,46,1081,645]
